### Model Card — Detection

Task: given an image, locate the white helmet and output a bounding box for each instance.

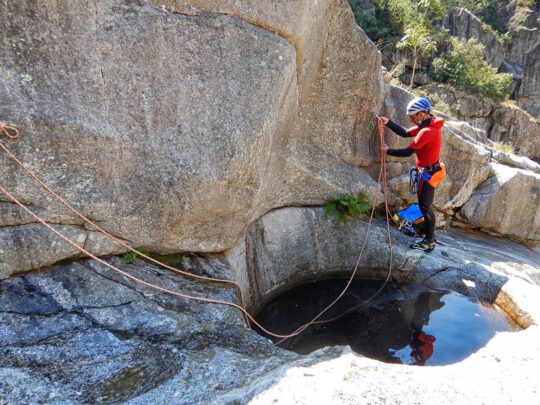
[406,97,431,116]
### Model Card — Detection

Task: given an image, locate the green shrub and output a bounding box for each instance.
[431,37,512,101]
[121,247,150,264]
[385,0,415,35]
[325,193,373,223]
[493,141,514,154]
[429,93,454,115]
[355,8,392,40]
[350,0,415,41]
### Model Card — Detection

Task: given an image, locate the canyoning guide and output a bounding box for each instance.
[378,97,446,252]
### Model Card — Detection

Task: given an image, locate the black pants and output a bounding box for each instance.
[418,180,435,242]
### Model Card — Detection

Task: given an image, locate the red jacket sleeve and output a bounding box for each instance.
[407,126,420,136]
[408,128,431,150]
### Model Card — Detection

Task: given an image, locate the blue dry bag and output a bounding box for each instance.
[391,203,425,236]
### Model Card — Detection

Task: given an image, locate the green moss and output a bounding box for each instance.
[121,248,183,266]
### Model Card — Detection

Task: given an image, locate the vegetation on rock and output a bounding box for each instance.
[431,38,513,101]
[325,193,373,223]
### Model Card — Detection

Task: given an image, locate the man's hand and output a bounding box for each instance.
[377,116,389,126]
[380,144,389,155]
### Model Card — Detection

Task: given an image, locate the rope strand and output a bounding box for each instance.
[0,122,20,140]
[0,119,393,342]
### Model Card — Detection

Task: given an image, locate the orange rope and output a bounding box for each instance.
[0,122,20,140]
[0,138,249,323]
[276,117,393,342]
[0,120,393,341]
[0,181,319,339]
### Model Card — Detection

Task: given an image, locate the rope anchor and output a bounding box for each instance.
[0,122,20,140]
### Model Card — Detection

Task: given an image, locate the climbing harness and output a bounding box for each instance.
[0,119,394,342]
[409,167,420,194]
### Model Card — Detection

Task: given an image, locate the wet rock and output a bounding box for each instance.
[0,257,296,403]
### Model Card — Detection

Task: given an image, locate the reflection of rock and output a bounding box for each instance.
[398,291,446,331]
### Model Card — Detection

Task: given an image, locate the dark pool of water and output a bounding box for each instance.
[255,279,519,366]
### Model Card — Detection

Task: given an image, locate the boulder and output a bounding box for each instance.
[0,0,383,275]
[490,102,540,160]
[456,163,540,242]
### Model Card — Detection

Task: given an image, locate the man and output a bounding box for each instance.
[378,97,446,252]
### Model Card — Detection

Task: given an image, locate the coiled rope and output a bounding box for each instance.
[0,119,393,342]
[0,122,20,140]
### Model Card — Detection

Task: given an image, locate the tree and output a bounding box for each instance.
[396,23,437,88]
[431,37,513,101]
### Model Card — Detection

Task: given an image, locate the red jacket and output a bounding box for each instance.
[411,331,436,363]
[407,117,444,168]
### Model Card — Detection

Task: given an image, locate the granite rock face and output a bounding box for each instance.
[456,163,540,241]
[1,207,540,403]
[0,0,383,275]
[417,83,540,161]
[444,6,540,118]
[444,8,505,69]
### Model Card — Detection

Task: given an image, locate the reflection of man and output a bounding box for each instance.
[410,329,436,365]
[402,291,441,365]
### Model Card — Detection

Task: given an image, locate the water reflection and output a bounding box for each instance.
[255,279,518,366]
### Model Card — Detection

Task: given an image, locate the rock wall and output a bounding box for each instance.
[417,83,540,161]
[0,0,383,278]
[444,8,505,69]
[1,0,539,281]
[444,6,540,118]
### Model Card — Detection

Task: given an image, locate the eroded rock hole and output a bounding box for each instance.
[255,278,519,366]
